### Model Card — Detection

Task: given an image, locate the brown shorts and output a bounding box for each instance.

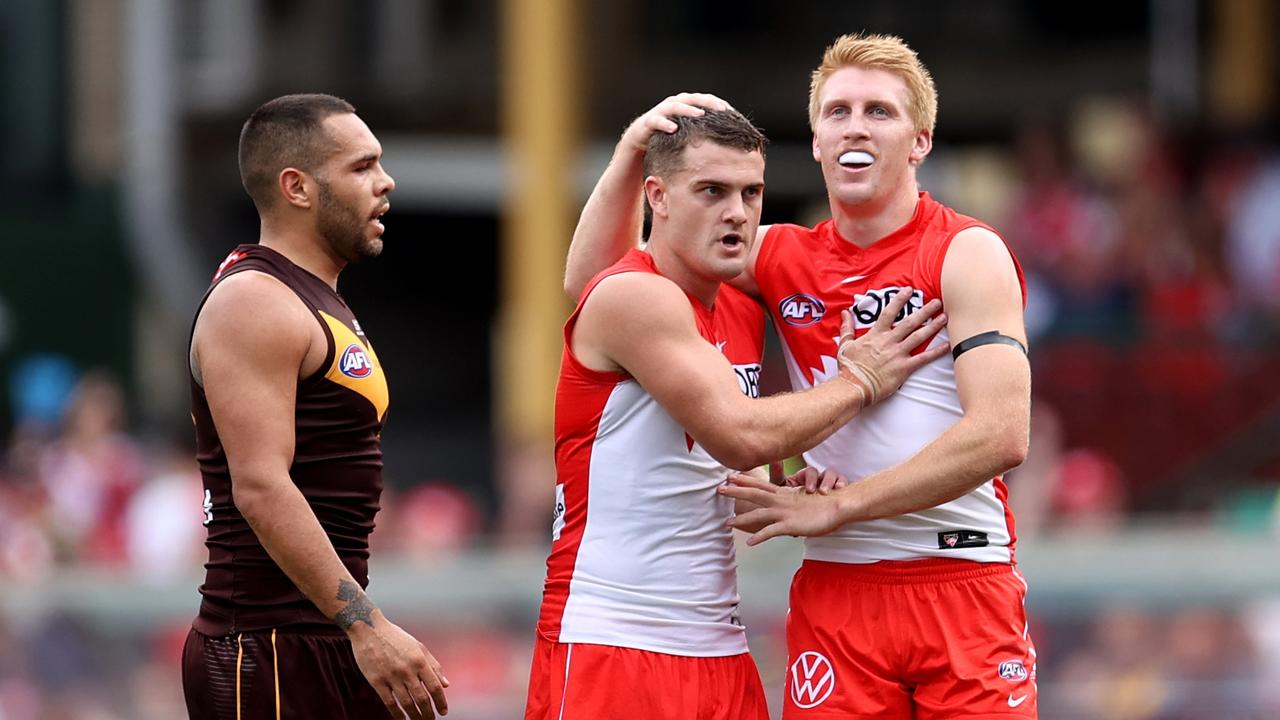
[182,626,388,719]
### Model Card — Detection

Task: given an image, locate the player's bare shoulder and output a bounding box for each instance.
[191,270,322,384]
[572,270,698,372]
[580,271,696,335]
[941,227,1017,283]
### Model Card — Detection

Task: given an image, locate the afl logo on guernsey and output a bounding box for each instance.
[998,660,1029,682]
[339,343,375,378]
[779,293,826,326]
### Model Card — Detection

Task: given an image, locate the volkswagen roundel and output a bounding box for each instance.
[778,293,826,326]
[789,651,836,708]
[339,343,374,378]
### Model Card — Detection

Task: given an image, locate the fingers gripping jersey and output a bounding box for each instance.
[537,250,765,656]
[757,193,1028,564]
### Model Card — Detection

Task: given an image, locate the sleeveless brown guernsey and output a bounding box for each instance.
[189,244,390,635]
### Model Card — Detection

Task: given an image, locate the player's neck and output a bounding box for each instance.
[645,240,721,309]
[830,184,921,249]
[258,219,345,289]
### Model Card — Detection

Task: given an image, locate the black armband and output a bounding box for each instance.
[951,331,1027,360]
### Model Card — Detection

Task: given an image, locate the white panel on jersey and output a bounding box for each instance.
[780,330,1015,563]
[557,379,748,657]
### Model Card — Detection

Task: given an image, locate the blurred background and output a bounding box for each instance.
[1,0,1279,717]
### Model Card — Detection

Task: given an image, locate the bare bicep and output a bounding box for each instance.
[195,276,312,480]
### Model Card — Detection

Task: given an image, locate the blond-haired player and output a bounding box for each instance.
[565,34,1037,718]
[530,105,948,720]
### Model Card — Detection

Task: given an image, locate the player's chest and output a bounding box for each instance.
[770,257,935,348]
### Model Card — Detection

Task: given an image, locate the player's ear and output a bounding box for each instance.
[644,176,670,219]
[812,134,821,164]
[279,168,313,209]
[909,129,933,166]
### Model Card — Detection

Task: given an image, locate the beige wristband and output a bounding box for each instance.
[837,335,886,406]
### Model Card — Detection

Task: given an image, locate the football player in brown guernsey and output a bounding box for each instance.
[183,94,448,719]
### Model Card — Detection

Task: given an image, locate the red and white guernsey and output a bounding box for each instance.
[536,249,766,657]
[756,193,1027,564]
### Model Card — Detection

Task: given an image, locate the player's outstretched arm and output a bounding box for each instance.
[194,273,449,719]
[576,274,944,471]
[564,93,730,300]
[721,227,1031,545]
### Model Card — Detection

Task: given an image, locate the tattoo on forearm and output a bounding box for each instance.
[334,579,377,629]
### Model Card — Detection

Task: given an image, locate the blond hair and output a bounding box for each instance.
[808,34,937,135]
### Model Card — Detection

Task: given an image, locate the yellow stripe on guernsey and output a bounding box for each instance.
[320,311,389,421]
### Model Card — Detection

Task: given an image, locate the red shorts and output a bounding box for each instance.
[525,636,770,720]
[783,559,1037,719]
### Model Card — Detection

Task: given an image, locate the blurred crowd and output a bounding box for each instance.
[2,99,1280,717]
[1036,601,1280,719]
[0,361,198,586]
[966,99,1280,530]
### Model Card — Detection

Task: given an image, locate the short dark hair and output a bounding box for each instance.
[643,108,767,180]
[238,93,355,210]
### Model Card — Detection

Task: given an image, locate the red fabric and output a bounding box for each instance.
[524,637,770,720]
[783,559,1038,719]
[756,193,1026,388]
[538,249,766,641]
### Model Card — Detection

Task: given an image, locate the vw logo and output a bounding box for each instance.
[789,651,836,709]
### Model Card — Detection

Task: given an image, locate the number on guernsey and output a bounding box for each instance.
[203,489,213,525]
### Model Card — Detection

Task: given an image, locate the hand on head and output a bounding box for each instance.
[622,93,733,153]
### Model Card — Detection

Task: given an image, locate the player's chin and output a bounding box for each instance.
[830,178,875,204]
[710,257,747,280]
[350,237,384,263]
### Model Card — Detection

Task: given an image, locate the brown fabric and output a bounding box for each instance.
[183,626,389,719]
[189,244,388,634]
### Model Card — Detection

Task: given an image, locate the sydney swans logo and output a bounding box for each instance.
[789,651,836,708]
